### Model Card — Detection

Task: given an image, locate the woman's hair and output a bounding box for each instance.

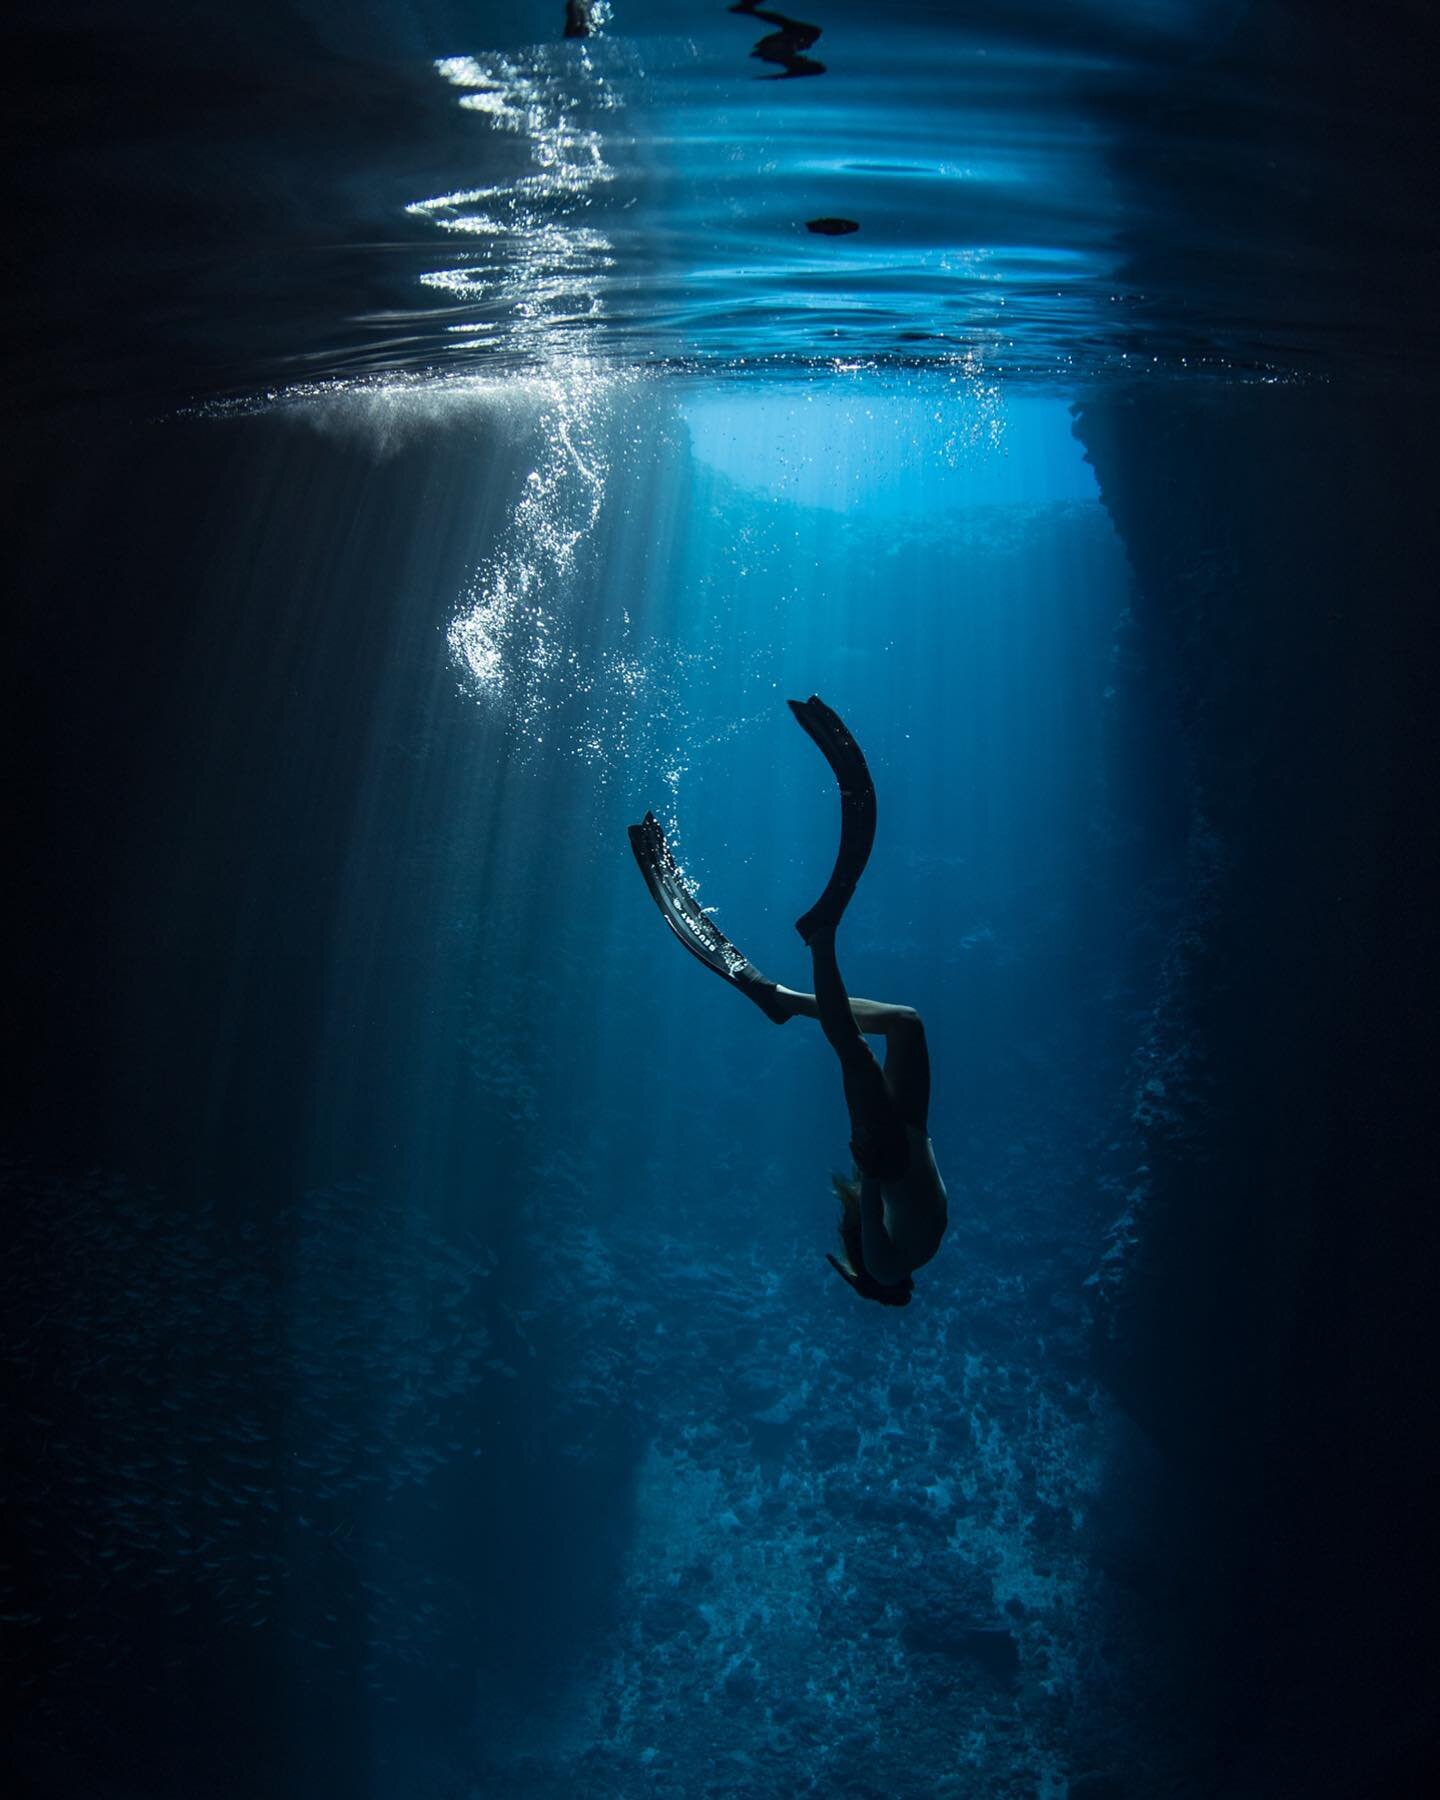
[829,1171,914,1307]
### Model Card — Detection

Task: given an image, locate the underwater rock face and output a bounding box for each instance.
[1074,384,1440,1796]
[502,1168,1111,1799]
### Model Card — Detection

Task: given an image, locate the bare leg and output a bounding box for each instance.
[786,923,900,1158]
[770,984,918,1036]
[772,928,930,1130]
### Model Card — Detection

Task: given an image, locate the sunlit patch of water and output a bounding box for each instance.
[448,356,612,705]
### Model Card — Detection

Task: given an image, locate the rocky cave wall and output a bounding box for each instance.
[1074,383,1440,1795]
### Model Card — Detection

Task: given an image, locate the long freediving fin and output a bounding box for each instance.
[788,695,877,943]
[627,812,789,1023]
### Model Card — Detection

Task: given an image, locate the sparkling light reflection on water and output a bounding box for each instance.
[400,19,1125,383]
[190,1,1371,768]
[408,48,620,351]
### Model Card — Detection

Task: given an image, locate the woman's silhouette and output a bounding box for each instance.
[630,697,947,1305]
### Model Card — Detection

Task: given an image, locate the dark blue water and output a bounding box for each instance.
[6,5,1440,1797]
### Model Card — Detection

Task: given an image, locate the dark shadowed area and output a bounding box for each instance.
[5,4,1439,1797]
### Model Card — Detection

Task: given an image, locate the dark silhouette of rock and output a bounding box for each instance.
[1076,377,1440,1800]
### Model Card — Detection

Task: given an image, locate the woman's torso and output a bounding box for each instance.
[870,1125,948,1271]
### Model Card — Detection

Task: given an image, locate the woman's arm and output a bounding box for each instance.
[859,1177,907,1285]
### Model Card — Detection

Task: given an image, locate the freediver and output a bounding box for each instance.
[629,698,947,1307]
